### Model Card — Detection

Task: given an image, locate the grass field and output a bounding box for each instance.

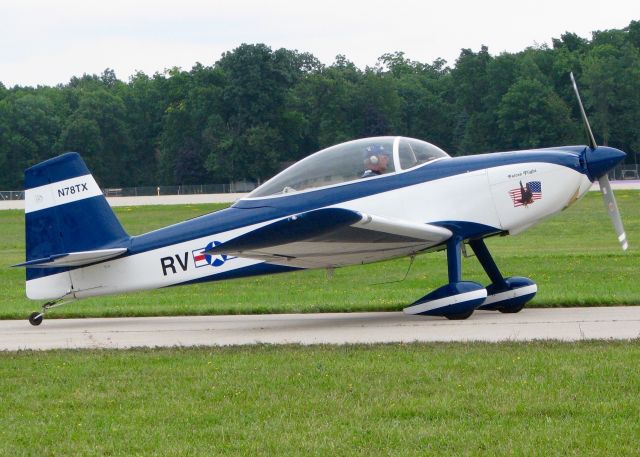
[1,341,638,456]
[1,197,638,456]
[1,191,638,319]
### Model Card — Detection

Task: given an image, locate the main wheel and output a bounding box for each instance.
[444,311,474,320]
[498,303,526,314]
[28,312,43,326]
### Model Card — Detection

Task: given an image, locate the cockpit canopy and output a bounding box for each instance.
[248,136,449,198]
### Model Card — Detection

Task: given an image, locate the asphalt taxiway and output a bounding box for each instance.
[0,307,638,351]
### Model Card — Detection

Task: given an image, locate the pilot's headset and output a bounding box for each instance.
[365,144,386,165]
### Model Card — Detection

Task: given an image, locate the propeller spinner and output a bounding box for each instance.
[569,72,628,251]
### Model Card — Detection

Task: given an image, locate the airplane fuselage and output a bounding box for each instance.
[26,146,594,301]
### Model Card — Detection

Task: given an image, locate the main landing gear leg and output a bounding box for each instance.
[403,236,487,319]
[28,298,74,326]
[468,238,537,313]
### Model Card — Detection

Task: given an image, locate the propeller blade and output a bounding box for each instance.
[598,175,628,251]
[570,72,628,251]
[570,72,597,149]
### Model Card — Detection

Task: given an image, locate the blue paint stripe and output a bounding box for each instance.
[431,221,502,239]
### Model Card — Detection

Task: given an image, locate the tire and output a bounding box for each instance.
[444,311,474,320]
[498,303,525,314]
[28,312,43,326]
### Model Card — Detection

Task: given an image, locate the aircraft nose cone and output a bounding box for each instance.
[585,146,626,181]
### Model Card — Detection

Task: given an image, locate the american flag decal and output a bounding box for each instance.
[509,181,542,207]
[192,241,229,268]
[192,247,210,268]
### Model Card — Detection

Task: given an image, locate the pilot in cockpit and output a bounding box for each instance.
[361,144,390,178]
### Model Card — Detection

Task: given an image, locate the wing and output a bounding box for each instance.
[206,208,452,268]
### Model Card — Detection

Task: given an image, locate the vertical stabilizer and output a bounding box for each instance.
[23,152,130,299]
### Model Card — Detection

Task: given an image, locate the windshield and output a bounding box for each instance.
[248,136,448,198]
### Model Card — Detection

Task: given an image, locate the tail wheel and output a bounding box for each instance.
[28,312,43,326]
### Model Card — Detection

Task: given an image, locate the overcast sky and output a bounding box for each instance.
[1,0,638,87]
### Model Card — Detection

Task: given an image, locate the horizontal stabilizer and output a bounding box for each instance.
[14,247,127,268]
[206,208,452,268]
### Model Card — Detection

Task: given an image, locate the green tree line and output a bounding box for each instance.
[1,21,639,189]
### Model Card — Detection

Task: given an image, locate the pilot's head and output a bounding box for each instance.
[364,144,390,173]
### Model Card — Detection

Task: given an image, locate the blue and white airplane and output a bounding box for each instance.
[17,74,628,325]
